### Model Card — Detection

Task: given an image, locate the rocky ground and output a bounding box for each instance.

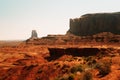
[0,12,120,80]
[0,41,120,80]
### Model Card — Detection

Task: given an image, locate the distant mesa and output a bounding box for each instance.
[67,12,120,36]
[26,12,120,45]
[30,30,38,39]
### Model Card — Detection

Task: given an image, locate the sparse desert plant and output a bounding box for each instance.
[56,74,75,80]
[71,66,77,73]
[71,65,84,73]
[37,69,42,73]
[68,74,75,80]
[87,60,97,68]
[61,64,70,73]
[54,62,61,68]
[81,71,93,80]
[62,64,70,69]
[83,56,97,68]
[95,61,111,77]
[85,56,93,62]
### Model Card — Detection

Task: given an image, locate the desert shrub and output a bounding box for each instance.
[71,67,77,73]
[54,62,61,68]
[68,74,75,80]
[57,74,75,80]
[87,59,97,67]
[95,61,111,77]
[62,64,70,69]
[84,56,96,63]
[71,65,84,73]
[37,69,42,73]
[84,56,96,68]
[61,64,70,73]
[81,71,93,80]
[85,56,93,62]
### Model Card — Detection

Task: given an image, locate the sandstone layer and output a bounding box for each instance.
[67,12,120,36]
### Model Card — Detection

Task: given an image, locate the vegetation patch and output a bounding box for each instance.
[95,61,111,77]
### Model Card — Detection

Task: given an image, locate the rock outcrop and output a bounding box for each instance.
[67,12,120,36]
[30,30,38,39]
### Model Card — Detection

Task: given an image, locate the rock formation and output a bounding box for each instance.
[67,12,120,36]
[30,30,38,39]
[26,12,120,45]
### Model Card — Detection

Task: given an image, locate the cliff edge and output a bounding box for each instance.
[67,12,120,36]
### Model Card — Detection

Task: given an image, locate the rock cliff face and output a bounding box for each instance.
[67,12,120,36]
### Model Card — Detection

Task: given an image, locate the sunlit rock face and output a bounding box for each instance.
[31,30,38,39]
[67,12,120,36]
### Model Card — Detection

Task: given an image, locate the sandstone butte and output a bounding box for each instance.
[67,12,120,36]
[0,12,120,80]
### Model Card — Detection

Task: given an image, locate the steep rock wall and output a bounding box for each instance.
[67,12,120,36]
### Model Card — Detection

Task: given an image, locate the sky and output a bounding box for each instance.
[0,0,120,40]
